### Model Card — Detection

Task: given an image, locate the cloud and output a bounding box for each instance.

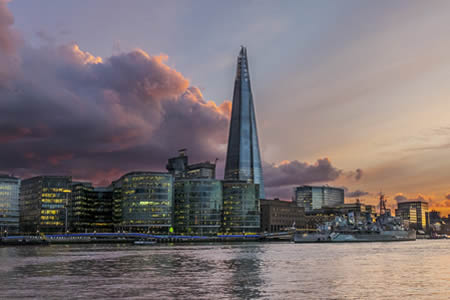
[345,189,369,198]
[345,168,364,181]
[264,158,346,200]
[264,158,342,188]
[394,193,426,203]
[0,4,232,184]
[0,0,17,54]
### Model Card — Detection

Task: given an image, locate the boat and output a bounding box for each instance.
[294,193,416,243]
[134,240,157,245]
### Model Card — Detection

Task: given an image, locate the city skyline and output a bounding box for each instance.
[1,1,450,215]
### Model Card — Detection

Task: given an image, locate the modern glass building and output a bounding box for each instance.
[113,172,173,234]
[69,182,94,232]
[294,186,344,213]
[174,179,222,235]
[395,201,429,230]
[20,176,72,234]
[0,175,20,234]
[68,183,113,233]
[92,187,113,232]
[224,46,265,199]
[221,181,260,235]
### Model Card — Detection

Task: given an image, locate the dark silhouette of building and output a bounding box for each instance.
[224,46,265,198]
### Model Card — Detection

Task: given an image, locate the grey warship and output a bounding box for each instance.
[294,194,416,243]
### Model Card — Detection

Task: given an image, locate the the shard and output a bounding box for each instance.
[224,46,265,199]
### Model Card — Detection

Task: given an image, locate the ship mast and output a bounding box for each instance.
[379,192,387,216]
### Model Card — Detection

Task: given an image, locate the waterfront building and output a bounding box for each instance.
[221,181,260,234]
[395,201,429,230]
[167,149,216,179]
[294,185,344,212]
[92,187,113,232]
[260,199,305,232]
[69,182,94,232]
[0,175,20,234]
[19,176,72,234]
[69,183,113,233]
[174,179,222,235]
[224,46,265,198]
[112,172,173,234]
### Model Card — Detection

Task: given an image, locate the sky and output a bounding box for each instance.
[1,0,450,215]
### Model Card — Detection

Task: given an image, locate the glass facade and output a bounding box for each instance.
[294,186,344,212]
[0,175,20,234]
[221,181,260,235]
[20,176,72,234]
[69,182,94,232]
[395,201,429,230]
[68,183,113,233]
[225,46,265,198]
[113,172,173,234]
[92,187,113,232]
[174,179,222,235]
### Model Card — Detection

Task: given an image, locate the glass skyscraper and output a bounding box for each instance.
[224,46,265,199]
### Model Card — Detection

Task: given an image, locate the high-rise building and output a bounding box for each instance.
[294,186,344,212]
[0,175,20,234]
[174,179,222,235]
[221,181,260,234]
[19,176,72,234]
[395,201,429,230]
[224,46,265,199]
[112,172,173,234]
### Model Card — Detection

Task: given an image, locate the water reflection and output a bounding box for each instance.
[0,241,449,299]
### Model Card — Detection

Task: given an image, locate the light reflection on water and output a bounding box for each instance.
[0,241,449,299]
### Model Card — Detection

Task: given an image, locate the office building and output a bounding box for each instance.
[0,174,20,234]
[112,172,173,234]
[69,183,113,233]
[69,182,94,232]
[224,46,265,198]
[395,201,429,230]
[167,149,216,180]
[19,176,72,234]
[92,187,113,232]
[294,185,344,212]
[174,179,222,235]
[260,199,305,232]
[221,181,260,234]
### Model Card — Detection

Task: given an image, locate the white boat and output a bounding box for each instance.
[134,240,157,245]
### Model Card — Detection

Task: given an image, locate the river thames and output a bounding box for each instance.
[0,240,449,299]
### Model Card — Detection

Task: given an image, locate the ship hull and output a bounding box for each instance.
[294,230,416,243]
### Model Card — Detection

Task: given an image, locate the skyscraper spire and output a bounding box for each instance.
[224,46,265,198]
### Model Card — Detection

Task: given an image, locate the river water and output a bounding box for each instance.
[0,240,449,299]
